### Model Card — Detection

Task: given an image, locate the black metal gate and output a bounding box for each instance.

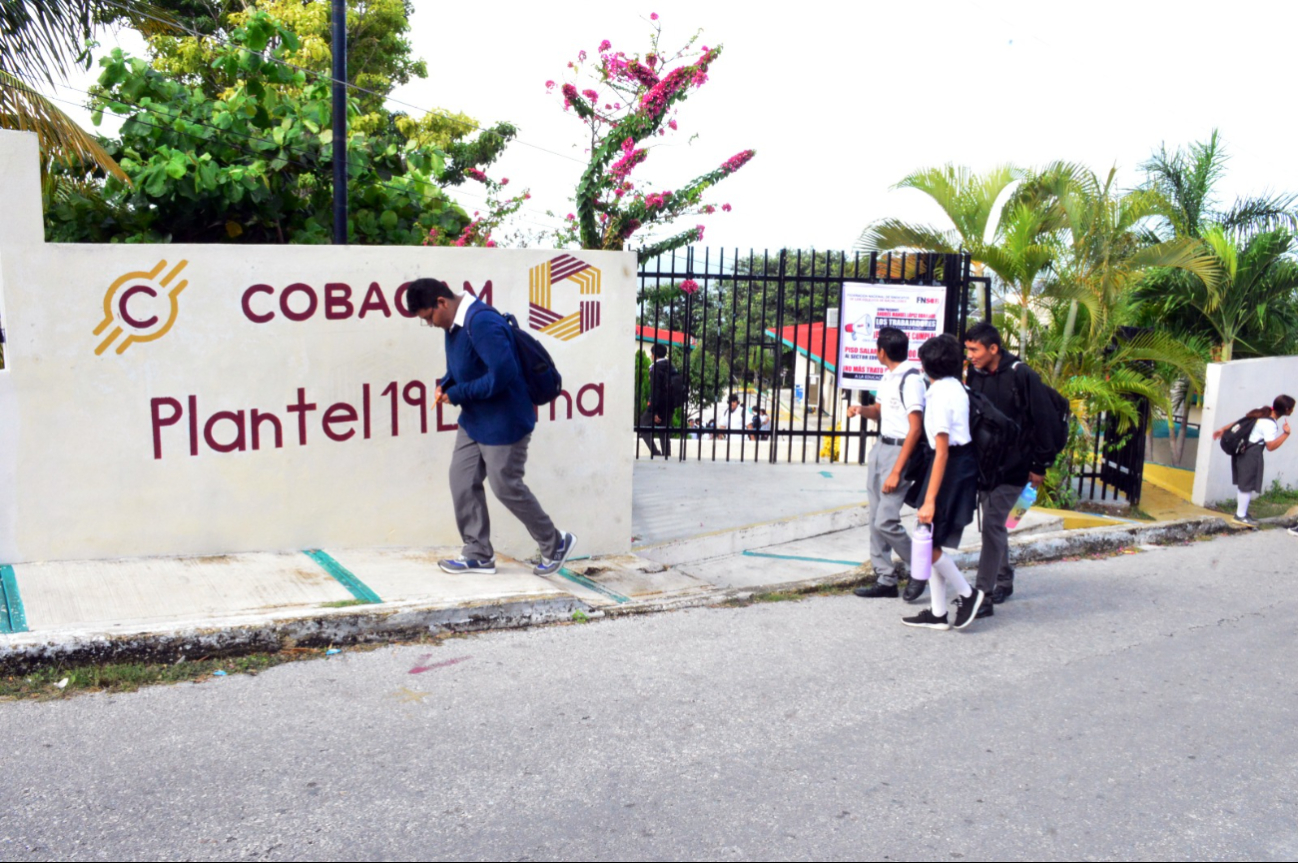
[634,248,981,463]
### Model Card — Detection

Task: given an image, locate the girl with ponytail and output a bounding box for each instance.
[1213,395,1295,528]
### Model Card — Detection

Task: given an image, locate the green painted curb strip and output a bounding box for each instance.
[303,550,382,604]
[0,564,28,633]
[557,567,631,604]
[742,550,862,567]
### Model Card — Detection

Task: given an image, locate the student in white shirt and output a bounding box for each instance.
[902,334,984,631]
[847,327,927,599]
[1212,394,1294,528]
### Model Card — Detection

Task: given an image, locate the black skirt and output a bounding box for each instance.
[906,443,979,549]
[1231,444,1265,494]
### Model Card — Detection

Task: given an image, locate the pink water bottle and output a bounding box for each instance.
[910,524,933,581]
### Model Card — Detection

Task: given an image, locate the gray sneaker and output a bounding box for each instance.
[534,532,577,576]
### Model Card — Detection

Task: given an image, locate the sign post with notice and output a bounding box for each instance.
[836,282,948,392]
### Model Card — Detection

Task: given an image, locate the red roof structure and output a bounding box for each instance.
[766,322,838,373]
[636,325,697,350]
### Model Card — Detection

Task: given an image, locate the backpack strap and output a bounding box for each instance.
[898,367,921,410]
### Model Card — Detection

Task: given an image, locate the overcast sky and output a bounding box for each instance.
[52,0,1297,253]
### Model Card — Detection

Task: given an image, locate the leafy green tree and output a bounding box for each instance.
[44,10,524,245]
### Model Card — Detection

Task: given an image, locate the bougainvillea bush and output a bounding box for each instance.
[548,14,755,261]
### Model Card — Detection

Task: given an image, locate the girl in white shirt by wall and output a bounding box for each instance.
[1212,394,1294,528]
[902,334,985,631]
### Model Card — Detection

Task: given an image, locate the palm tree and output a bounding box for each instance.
[0,0,136,179]
[856,164,1063,354]
[1033,163,1221,377]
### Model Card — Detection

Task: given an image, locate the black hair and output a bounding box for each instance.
[1250,395,1296,419]
[728,393,739,403]
[652,343,668,359]
[918,333,964,380]
[964,320,1002,350]
[876,326,909,363]
[404,277,454,314]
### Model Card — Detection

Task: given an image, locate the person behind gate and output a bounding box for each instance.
[640,343,674,459]
[407,278,577,577]
[847,327,926,601]
[964,321,1063,618]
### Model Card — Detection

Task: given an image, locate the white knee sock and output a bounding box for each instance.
[934,554,972,598]
[1237,491,1252,518]
[929,566,946,616]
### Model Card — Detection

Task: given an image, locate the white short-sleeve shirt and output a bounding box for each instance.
[1249,417,1280,444]
[878,362,926,440]
[923,376,972,449]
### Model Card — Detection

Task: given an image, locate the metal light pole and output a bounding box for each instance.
[331,0,347,245]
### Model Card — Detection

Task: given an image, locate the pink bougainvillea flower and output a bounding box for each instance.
[650,12,659,20]
[703,204,715,214]
[466,168,488,183]
[695,224,706,241]
[722,203,732,212]
[721,149,755,174]
[598,39,612,52]
[668,119,678,130]
[578,50,587,61]
[566,213,576,221]
[545,80,556,90]
[500,178,509,185]
[583,88,599,101]
[486,240,496,248]
[680,279,699,295]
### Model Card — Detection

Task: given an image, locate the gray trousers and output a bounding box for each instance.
[867,440,913,586]
[975,483,1021,594]
[639,408,670,457]
[450,428,560,561]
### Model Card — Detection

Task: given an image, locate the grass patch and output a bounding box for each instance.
[1128,507,1157,522]
[1211,479,1298,520]
[319,599,375,609]
[742,582,857,605]
[0,653,303,701]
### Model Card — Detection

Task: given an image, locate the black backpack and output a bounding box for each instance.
[667,367,686,409]
[1011,361,1071,461]
[965,384,1022,491]
[469,306,563,405]
[1219,416,1259,456]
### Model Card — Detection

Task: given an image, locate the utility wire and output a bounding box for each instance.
[97,0,586,166]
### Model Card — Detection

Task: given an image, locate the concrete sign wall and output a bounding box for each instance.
[1191,355,1298,506]
[0,131,635,564]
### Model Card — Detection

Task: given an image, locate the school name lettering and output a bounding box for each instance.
[149,379,605,459]
[239,279,494,324]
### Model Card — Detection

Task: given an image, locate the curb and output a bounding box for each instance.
[0,595,590,677]
[0,515,1238,675]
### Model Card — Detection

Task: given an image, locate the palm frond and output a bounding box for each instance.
[854,219,960,254]
[0,68,128,181]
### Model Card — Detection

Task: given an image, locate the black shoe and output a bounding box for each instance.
[903,578,927,602]
[1231,514,1260,529]
[975,601,994,619]
[991,584,1013,604]
[854,583,900,598]
[953,590,985,630]
[901,609,949,630]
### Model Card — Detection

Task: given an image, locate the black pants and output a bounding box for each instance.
[639,408,670,458]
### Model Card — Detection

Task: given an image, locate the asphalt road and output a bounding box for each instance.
[2,529,1296,862]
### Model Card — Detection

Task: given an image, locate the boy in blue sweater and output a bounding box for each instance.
[406,278,576,576]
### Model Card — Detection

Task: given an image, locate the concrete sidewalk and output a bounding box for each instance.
[0,461,1234,671]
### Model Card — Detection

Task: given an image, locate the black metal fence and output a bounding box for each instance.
[1074,399,1150,506]
[633,248,980,464]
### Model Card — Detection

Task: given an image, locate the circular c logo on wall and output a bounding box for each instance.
[528,254,602,341]
[93,259,190,356]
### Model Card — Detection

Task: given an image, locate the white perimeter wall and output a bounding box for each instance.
[1191,355,1298,506]
[0,131,635,564]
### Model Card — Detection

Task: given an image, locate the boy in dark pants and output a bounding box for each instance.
[964,322,1061,616]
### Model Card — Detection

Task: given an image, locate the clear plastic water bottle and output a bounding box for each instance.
[1005,484,1039,530]
[910,524,933,581]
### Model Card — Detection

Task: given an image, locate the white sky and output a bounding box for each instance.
[51,0,1298,252]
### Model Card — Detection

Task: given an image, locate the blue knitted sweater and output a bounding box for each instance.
[441,301,535,445]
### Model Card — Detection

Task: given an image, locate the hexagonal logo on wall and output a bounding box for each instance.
[528,254,601,341]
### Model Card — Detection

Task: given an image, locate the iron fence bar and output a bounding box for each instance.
[792,249,806,463]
